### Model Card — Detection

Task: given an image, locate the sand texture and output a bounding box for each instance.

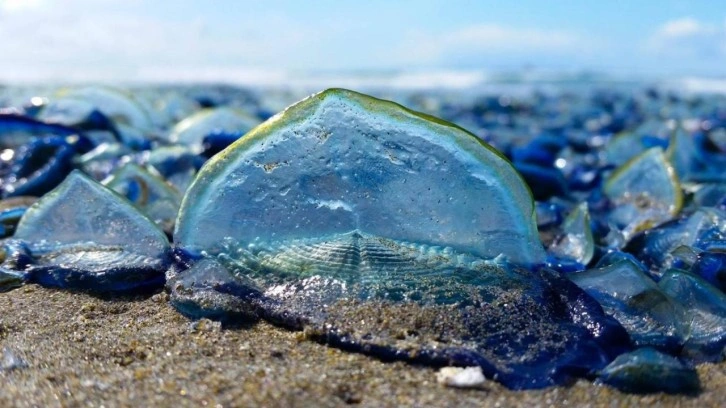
[1,285,724,408]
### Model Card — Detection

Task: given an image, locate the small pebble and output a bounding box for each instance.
[335,383,363,404]
[187,318,222,333]
[81,379,110,390]
[1,347,28,371]
[436,366,486,389]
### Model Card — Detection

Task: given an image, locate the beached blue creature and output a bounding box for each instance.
[169,89,630,390]
[658,269,726,361]
[0,111,95,199]
[0,196,36,238]
[569,255,726,363]
[38,87,154,150]
[691,182,726,208]
[1,135,92,198]
[603,147,682,240]
[76,142,135,181]
[168,107,261,150]
[598,347,700,394]
[0,113,80,149]
[0,267,24,292]
[1,171,170,292]
[546,203,594,271]
[103,163,183,235]
[668,126,726,183]
[568,258,686,352]
[144,146,205,193]
[604,121,670,168]
[624,207,726,287]
[146,89,202,126]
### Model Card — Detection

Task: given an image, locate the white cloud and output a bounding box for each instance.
[646,17,726,58]
[657,17,718,38]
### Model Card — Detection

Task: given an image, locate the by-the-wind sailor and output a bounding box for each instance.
[624,207,726,285]
[604,118,671,168]
[172,231,628,389]
[568,259,685,352]
[103,163,182,234]
[692,182,726,208]
[0,196,36,238]
[604,147,682,238]
[0,267,24,292]
[40,86,153,132]
[598,347,700,394]
[0,113,78,149]
[169,107,261,149]
[145,146,203,193]
[547,202,594,268]
[38,87,153,149]
[1,135,90,198]
[171,89,630,389]
[4,170,170,292]
[76,142,133,181]
[658,269,726,361]
[668,126,726,183]
[169,256,261,322]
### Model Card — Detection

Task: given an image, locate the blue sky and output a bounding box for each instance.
[0,0,724,84]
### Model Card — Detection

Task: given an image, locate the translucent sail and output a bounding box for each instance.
[175,89,543,265]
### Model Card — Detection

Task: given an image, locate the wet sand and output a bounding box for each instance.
[1,285,724,407]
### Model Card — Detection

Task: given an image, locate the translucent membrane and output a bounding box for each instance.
[175,88,544,265]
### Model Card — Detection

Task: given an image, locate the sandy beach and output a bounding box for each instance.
[0,285,723,407]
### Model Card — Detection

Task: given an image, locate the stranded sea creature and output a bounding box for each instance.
[168,106,261,151]
[169,89,629,389]
[1,171,170,292]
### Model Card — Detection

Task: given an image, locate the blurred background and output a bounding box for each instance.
[1,0,724,91]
